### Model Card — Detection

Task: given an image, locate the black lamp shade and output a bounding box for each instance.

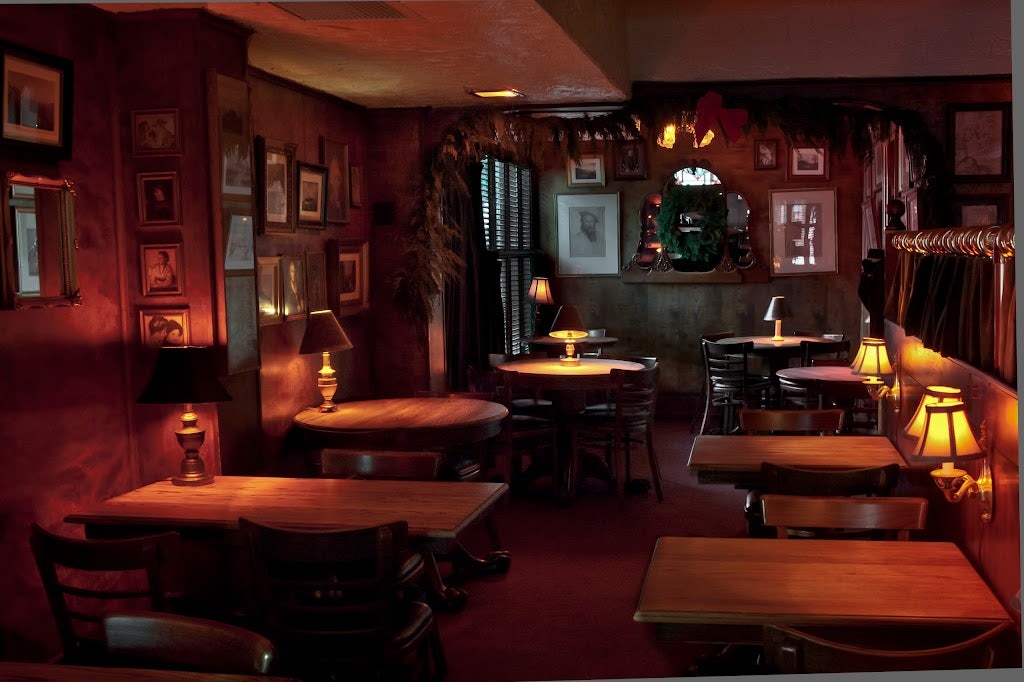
[299,310,353,355]
[549,305,587,338]
[138,346,231,405]
[763,295,793,321]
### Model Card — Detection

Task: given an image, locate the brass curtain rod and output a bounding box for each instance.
[890,225,1014,259]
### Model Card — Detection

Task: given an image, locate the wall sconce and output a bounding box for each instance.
[903,385,963,440]
[912,400,993,522]
[528,276,554,333]
[657,123,676,149]
[548,304,588,366]
[137,346,232,486]
[763,296,792,341]
[298,310,353,412]
[849,337,894,433]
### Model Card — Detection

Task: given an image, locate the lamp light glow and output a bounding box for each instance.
[762,296,792,341]
[657,123,676,149]
[903,385,963,440]
[913,400,992,521]
[850,337,893,377]
[299,310,353,412]
[470,88,523,98]
[549,305,588,366]
[528,277,554,305]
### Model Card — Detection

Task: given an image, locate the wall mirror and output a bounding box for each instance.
[1,171,79,308]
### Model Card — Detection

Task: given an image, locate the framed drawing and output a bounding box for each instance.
[131,108,180,156]
[555,193,620,276]
[613,141,646,180]
[137,172,180,226]
[297,162,327,227]
[1,44,72,156]
[140,243,184,296]
[338,241,369,314]
[349,164,364,208]
[281,255,307,320]
[788,146,829,180]
[257,256,281,325]
[320,137,350,224]
[948,102,1011,182]
[139,307,190,347]
[255,136,296,234]
[952,194,1008,227]
[754,139,778,170]
[769,188,838,276]
[305,251,327,312]
[566,155,605,187]
[224,214,254,271]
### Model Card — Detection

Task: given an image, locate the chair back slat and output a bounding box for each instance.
[762,462,901,497]
[760,494,928,540]
[799,339,851,366]
[318,449,442,481]
[739,408,845,435]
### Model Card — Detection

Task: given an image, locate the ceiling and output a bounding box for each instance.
[95,1,1012,110]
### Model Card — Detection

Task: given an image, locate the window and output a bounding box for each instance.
[480,158,537,355]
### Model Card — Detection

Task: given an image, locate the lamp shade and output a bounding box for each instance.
[299,310,353,355]
[763,296,792,321]
[911,401,983,461]
[903,385,963,440]
[850,337,893,376]
[549,305,588,340]
[528,277,555,305]
[138,346,231,405]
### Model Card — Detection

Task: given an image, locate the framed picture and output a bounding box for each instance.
[224,214,255,271]
[338,241,369,314]
[1,44,72,156]
[297,162,328,227]
[788,146,829,180]
[566,155,605,187]
[769,188,838,276]
[217,74,252,197]
[896,127,914,192]
[140,243,184,296]
[281,255,307,320]
[130,108,180,156]
[257,256,281,325]
[350,164,364,208]
[754,139,779,170]
[948,102,1011,181]
[320,137,350,224]
[555,193,620,276]
[613,141,646,180]
[137,172,180,226]
[305,251,327,313]
[139,307,190,348]
[255,136,297,234]
[952,194,1008,227]
[13,207,38,294]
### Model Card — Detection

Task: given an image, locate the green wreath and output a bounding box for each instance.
[656,184,727,263]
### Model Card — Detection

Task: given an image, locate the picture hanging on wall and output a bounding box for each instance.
[555,192,620,276]
[787,146,829,180]
[349,164,364,208]
[320,137,350,223]
[338,241,369,315]
[613,141,646,180]
[257,256,281,325]
[305,251,327,313]
[281,255,307,320]
[769,188,838,275]
[754,139,778,170]
[224,214,255,271]
[948,102,1011,182]
[140,243,184,296]
[1,43,72,157]
[255,136,296,234]
[137,172,180,226]
[297,162,328,228]
[566,154,605,187]
[131,108,180,156]
[139,307,190,347]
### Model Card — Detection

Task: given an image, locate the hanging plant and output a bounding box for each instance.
[656,184,727,262]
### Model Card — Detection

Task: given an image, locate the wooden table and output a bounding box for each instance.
[719,335,828,375]
[634,536,1013,643]
[687,434,907,486]
[0,662,298,681]
[67,476,509,612]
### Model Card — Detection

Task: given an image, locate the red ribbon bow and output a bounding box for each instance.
[693,91,748,145]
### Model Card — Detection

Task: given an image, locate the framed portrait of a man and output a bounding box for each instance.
[555,193,620,276]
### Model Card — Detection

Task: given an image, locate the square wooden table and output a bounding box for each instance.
[634,537,1013,643]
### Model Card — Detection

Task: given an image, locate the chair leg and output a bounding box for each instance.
[428,617,447,681]
[646,424,663,502]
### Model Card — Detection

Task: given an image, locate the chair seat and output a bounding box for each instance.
[392,600,435,651]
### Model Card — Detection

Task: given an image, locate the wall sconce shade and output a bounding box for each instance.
[914,400,992,521]
[528,277,554,305]
[903,385,963,440]
[299,310,353,412]
[549,305,588,366]
[763,296,792,341]
[850,337,893,377]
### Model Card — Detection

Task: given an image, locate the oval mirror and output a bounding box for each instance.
[658,166,727,272]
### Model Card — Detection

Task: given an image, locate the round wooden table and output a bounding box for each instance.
[719,335,829,375]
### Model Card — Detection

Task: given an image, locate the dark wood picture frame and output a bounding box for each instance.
[1,42,73,158]
[305,251,327,313]
[948,102,1011,182]
[951,194,1009,227]
[754,139,779,170]
[350,164,364,208]
[297,162,328,228]
[320,137,350,224]
[787,146,829,180]
[137,171,180,226]
[130,108,181,156]
[255,136,297,234]
[613,141,647,179]
[140,242,184,297]
[139,306,190,348]
[281,255,307,320]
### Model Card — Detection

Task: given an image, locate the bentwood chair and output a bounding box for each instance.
[759,494,928,540]
[239,517,446,682]
[29,523,181,664]
[700,339,770,435]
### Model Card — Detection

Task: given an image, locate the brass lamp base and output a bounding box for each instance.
[316,350,338,412]
[173,407,214,486]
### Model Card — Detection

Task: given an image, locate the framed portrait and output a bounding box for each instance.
[952,194,1008,227]
[224,214,255,271]
[281,255,307,320]
[297,162,328,227]
[555,193,620,276]
[566,155,605,187]
[305,251,327,313]
[255,136,297,234]
[257,256,281,325]
[769,188,838,276]
[320,137,350,224]
[1,44,72,156]
[140,243,184,296]
[338,241,369,314]
[754,139,778,170]
[139,307,190,348]
[350,164,364,208]
[788,146,829,180]
[136,171,180,226]
[948,102,1011,182]
[613,141,646,180]
[130,108,180,156]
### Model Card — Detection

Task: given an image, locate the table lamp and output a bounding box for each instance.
[549,304,588,366]
[903,385,963,440]
[299,309,353,412]
[763,296,792,341]
[528,276,555,334]
[138,346,231,486]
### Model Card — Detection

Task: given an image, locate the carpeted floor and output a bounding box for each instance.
[435,418,750,682]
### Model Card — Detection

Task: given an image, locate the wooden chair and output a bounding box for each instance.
[495,370,559,488]
[700,339,770,435]
[691,331,735,432]
[580,328,607,357]
[29,523,181,664]
[738,408,845,435]
[239,517,446,682]
[800,339,851,366]
[102,610,275,674]
[759,494,928,540]
[482,353,554,417]
[761,622,1011,673]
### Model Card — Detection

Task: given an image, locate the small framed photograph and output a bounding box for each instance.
[281,255,307,320]
[257,256,281,325]
[948,102,1011,182]
[297,162,328,227]
[350,164,364,208]
[137,171,180,226]
[140,243,184,296]
[320,137,350,224]
[139,307,190,347]
[788,146,829,180]
[339,241,369,314]
[224,214,255,271]
[555,193,620,276]
[131,108,180,156]
[255,136,297,234]
[952,194,1008,227]
[566,154,605,187]
[305,251,327,313]
[769,188,838,275]
[613,141,646,180]
[754,139,779,170]
[1,45,72,156]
